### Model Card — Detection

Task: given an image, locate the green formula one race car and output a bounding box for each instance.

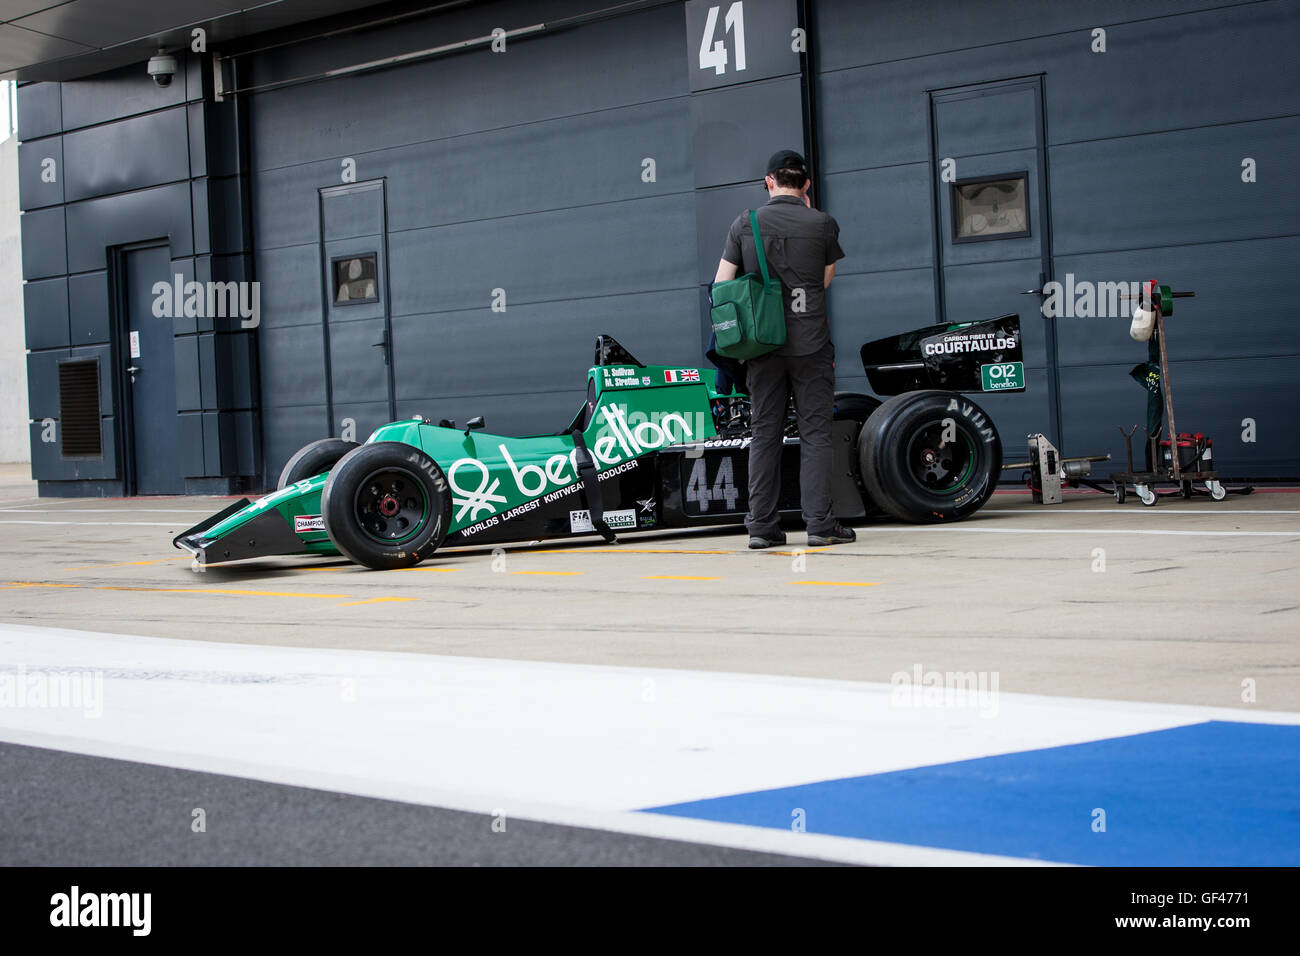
[174,315,1024,570]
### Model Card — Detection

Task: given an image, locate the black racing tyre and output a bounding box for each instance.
[321,442,452,570]
[859,390,1001,523]
[832,391,884,518]
[833,391,882,423]
[278,438,360,489]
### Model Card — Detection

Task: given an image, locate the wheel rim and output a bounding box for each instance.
[353,467,429,544]
[905,423,977,494]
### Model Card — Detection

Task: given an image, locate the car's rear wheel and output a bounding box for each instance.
[278,438,360,489]
[321,442,451,569]
[859,390,1001,522]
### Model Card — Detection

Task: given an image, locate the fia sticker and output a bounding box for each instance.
[129,331,141,358]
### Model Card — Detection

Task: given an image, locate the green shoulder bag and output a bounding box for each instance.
[710,209,787,360]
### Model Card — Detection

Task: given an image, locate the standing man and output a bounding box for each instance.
[713,149,854,549]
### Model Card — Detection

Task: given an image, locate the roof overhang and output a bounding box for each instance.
[0,0,406,81]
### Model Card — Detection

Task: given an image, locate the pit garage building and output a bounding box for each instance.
[7,0,1297,496]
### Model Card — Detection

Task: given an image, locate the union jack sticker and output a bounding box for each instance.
[664,369,700,383]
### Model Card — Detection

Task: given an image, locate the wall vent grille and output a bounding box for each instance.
[58,359,102,458]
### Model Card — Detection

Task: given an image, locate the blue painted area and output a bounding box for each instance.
[644,721,1300,865]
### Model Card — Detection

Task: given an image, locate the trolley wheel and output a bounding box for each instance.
[1114,483,1126,504]
[1206,480,1227,501]
[1136,484,1157,506]
[1180,480,1194,499]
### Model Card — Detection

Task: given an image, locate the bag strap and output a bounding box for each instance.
[749,209,771,284]
[570,428,618,544]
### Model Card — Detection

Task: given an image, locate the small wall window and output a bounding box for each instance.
[332,253,380,305]
[951,174,1030,242]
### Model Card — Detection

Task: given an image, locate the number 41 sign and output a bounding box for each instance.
[699,2,746,75]
[685,0,801,92]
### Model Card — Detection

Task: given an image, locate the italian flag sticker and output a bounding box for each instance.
[664,369,700,383]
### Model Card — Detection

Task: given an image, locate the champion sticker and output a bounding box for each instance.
[294,514,325,533]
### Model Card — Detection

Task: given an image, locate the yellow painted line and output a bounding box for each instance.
[642,575,722,581]
[511,570,585,576]
[337,596,418,606]
[1,581,349,599]
[533,548,731,555]
[527,547,832,557]
[793,580,880,588]
[61,556,190,571]
[100,586,352,598]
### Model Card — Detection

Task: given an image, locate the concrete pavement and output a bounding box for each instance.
[1,479,1296,711]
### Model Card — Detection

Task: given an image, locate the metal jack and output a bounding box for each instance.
[1003,434,1110,504]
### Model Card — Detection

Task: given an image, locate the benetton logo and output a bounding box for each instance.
[446,405,694,521]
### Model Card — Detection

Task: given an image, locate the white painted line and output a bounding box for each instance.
[0,520,185,527]
[981,509,1300,516]
[2,624,1297,866]
[0,508,214,515]
[0,724,1046,867]
[898,526,1298,537]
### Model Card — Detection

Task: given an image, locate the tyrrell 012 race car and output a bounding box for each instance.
[174,315,1025,570]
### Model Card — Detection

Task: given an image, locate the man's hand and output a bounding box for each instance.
[823,263,836,288]
[714,259,739,284]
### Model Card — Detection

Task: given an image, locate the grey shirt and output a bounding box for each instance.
[721,195,845,357]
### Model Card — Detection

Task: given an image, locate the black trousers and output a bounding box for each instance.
[744,341,835,538]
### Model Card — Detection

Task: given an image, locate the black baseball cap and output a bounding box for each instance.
[766,149,808,176]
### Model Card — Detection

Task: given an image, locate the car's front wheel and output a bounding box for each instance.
[321,442,452,569]
[858,390,1001,522]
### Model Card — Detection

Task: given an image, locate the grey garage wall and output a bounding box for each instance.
[17,52,260,495]
[244,0,700,486]
[813,0,1300,477]
[17,0,1300,495]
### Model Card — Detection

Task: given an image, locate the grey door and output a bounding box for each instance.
[320,180,396,440]
[124,244,182,494]
[931,77,1059,447]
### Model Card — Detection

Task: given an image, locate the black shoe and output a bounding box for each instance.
[808,524,856,546]
[748,531,787,549]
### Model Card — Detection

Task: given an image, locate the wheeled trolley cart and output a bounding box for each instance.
[1109,281,1251,506]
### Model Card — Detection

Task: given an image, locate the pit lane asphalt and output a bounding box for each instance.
[0,740,836,866]
[1,466,1296,710]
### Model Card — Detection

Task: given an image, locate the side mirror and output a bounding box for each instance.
[464,415,485,437]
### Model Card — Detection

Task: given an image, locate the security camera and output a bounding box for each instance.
[148,51,177,87]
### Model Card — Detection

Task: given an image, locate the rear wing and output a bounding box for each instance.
[860,314,1025,396]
